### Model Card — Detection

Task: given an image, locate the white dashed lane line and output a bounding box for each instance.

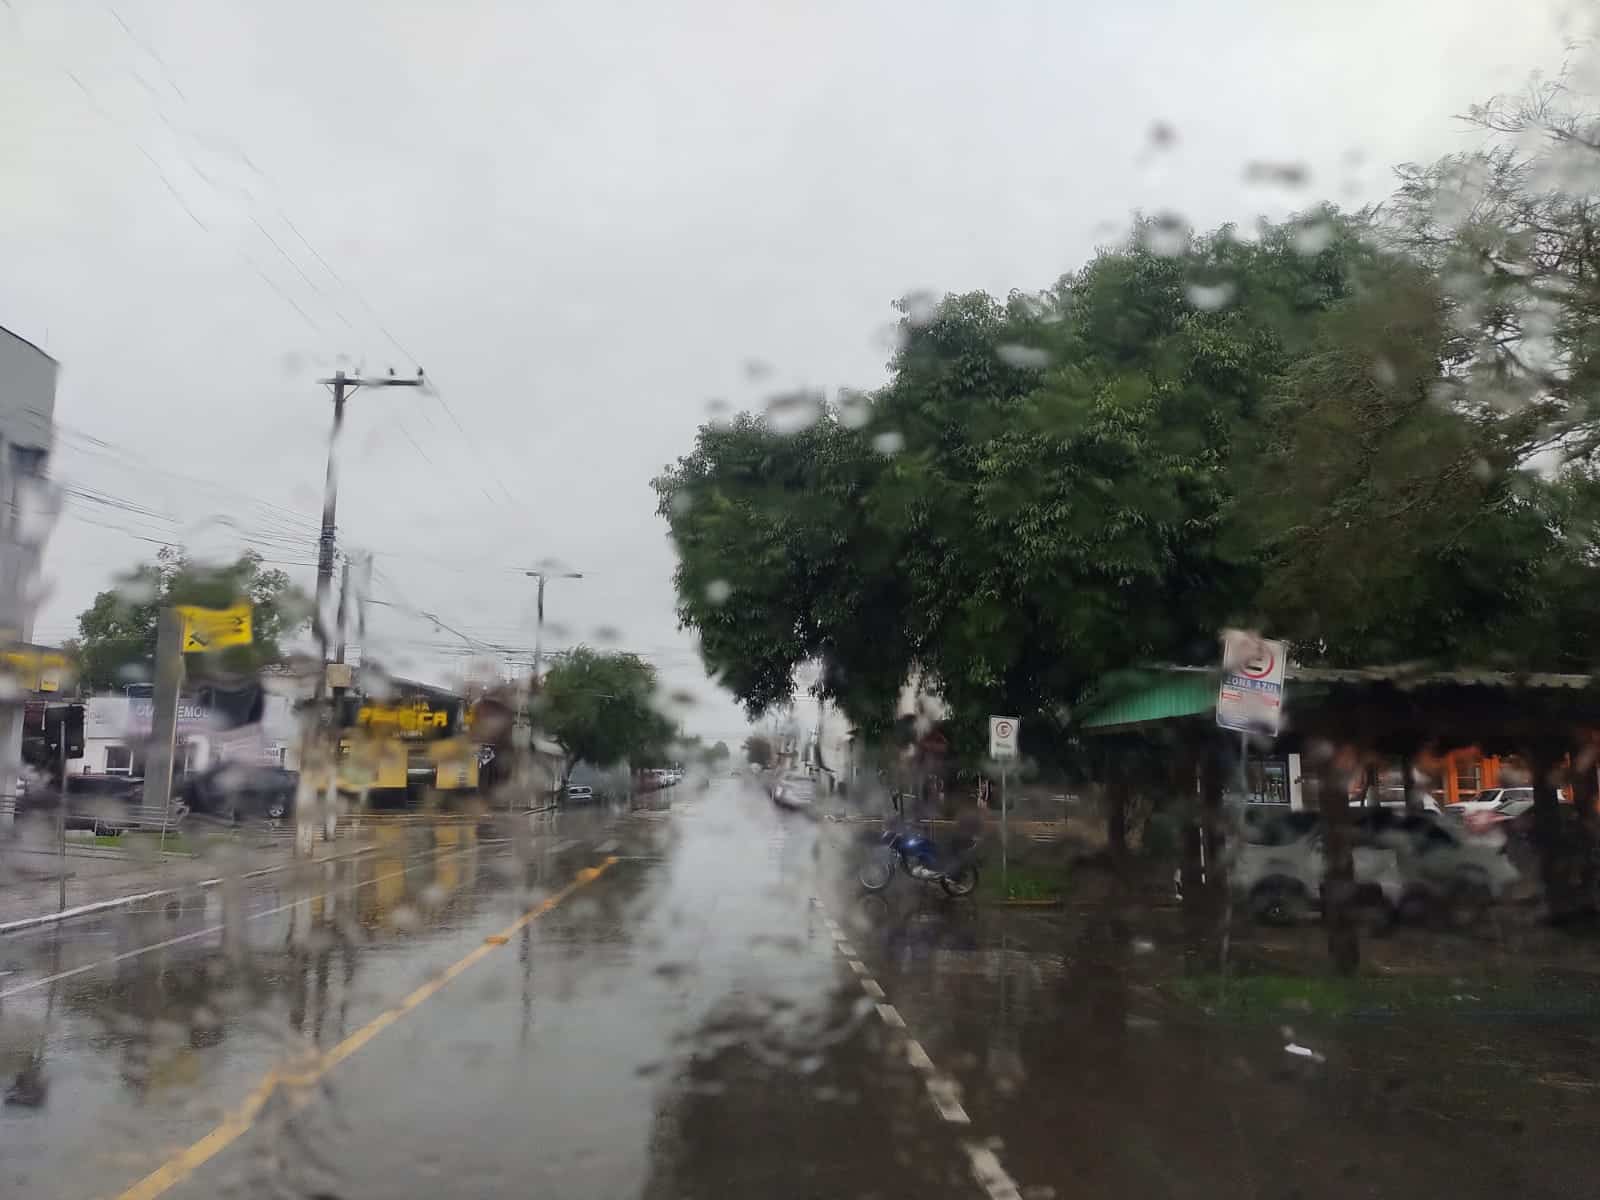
[812,897,1024,1199]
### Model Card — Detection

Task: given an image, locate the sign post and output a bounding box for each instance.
[989,716,1020,896]
[141,609,185,856]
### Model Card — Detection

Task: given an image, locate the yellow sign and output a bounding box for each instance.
[1,647,71,693]
[357,700,450,737]
[339,736,410,790]
[177,604,253,653]
[428,738,480,790]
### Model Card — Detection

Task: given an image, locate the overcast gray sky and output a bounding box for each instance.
[0,0,1588,740]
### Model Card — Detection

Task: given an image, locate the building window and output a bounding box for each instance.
[1455,757,1482,797]
[104,746,133,775]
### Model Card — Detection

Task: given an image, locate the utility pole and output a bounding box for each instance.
[301,369,422,857]
[314,369,424,672]
[518,569,582,805]
[332,558,352,706]
[142,609,185,854]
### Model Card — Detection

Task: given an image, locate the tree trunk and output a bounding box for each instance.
[1106,774,1129,864]
[1318,756,1360,976]
[1527,745,1572,920]
[1571,756,1599,918]
[1199,742,1226,915]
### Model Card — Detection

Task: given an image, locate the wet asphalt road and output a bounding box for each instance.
[4,777,1599,1200]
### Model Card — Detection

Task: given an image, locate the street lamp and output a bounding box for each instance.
[524,569,584,684]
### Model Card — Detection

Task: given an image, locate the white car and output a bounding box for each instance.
[1231,809,1405,924]
[1359,786,1443,815]
[1445,786,1532,824]
[1215,806,1517,924]
[772,772,817,809]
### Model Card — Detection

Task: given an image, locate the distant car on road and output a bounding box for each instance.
[563,784,595,804]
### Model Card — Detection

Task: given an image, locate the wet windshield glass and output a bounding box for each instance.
[4,4,1600,1200]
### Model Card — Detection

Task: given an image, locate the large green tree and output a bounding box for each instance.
[538,647,674,781]
[72,548,308,690]
[655,212,1376,753]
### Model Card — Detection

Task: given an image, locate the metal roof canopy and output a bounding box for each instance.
[1077,665,1600,753]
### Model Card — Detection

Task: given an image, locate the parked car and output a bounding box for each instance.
[1365,808,1519,915]
[772,771,817,810]
[563,784,594,804]
[1447,786,1531,824]
[1358,786,1443,815]
[184,762,296,821]
[1200,806,1517,925]
[1489,793,1574,842]
[1230,808,1404,924]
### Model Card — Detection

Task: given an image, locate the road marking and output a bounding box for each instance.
[965,1143,1023,1200]
[0,842,485,1002]
[906,1039,934,1071]
[813,896,1023,1195]
[836,941,858,957]
[0,844,381,937]
[926,1075,970,1123]
[113,857,617,1200]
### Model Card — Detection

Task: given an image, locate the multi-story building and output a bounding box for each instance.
[1,324,58,824]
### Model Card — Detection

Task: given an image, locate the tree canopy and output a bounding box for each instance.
[654,80,1600,760]
[71,548,308,690]
[538,646,674,778]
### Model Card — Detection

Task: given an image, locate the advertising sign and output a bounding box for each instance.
[176,603,253,653]
[1217,629,1287,735]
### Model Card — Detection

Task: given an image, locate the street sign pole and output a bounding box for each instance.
[57,729,67,911]
[142,608,185,857]
[989,716,1020,898]
[1001,761,1009,897]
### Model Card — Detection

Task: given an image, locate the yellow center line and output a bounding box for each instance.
[112,857,618,1200]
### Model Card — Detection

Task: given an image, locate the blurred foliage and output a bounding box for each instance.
[72,547,308,690]
[539,646,674,778]
[656,80,1600,759]
[742,733,775,767]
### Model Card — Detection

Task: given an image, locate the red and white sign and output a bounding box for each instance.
[989,716,1019,760]
[1217,629,1287,735]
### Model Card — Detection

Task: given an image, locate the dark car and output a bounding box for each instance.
[184,763,297,821]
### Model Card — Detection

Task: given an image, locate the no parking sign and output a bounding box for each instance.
[989,716,1019,760]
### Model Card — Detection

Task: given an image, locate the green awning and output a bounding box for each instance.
[1076,669,1217,733]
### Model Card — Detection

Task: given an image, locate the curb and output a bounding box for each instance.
[0,843,379,937]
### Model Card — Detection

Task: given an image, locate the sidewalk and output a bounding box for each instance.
[0,828,371,930]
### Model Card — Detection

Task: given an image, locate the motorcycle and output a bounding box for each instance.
[858,828,979,897]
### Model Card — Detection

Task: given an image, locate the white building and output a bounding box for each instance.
[1,324,58,823]
[72,692,301,780]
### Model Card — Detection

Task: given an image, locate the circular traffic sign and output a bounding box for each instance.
[995,720,1013,739]
[1240,645,1276,679]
